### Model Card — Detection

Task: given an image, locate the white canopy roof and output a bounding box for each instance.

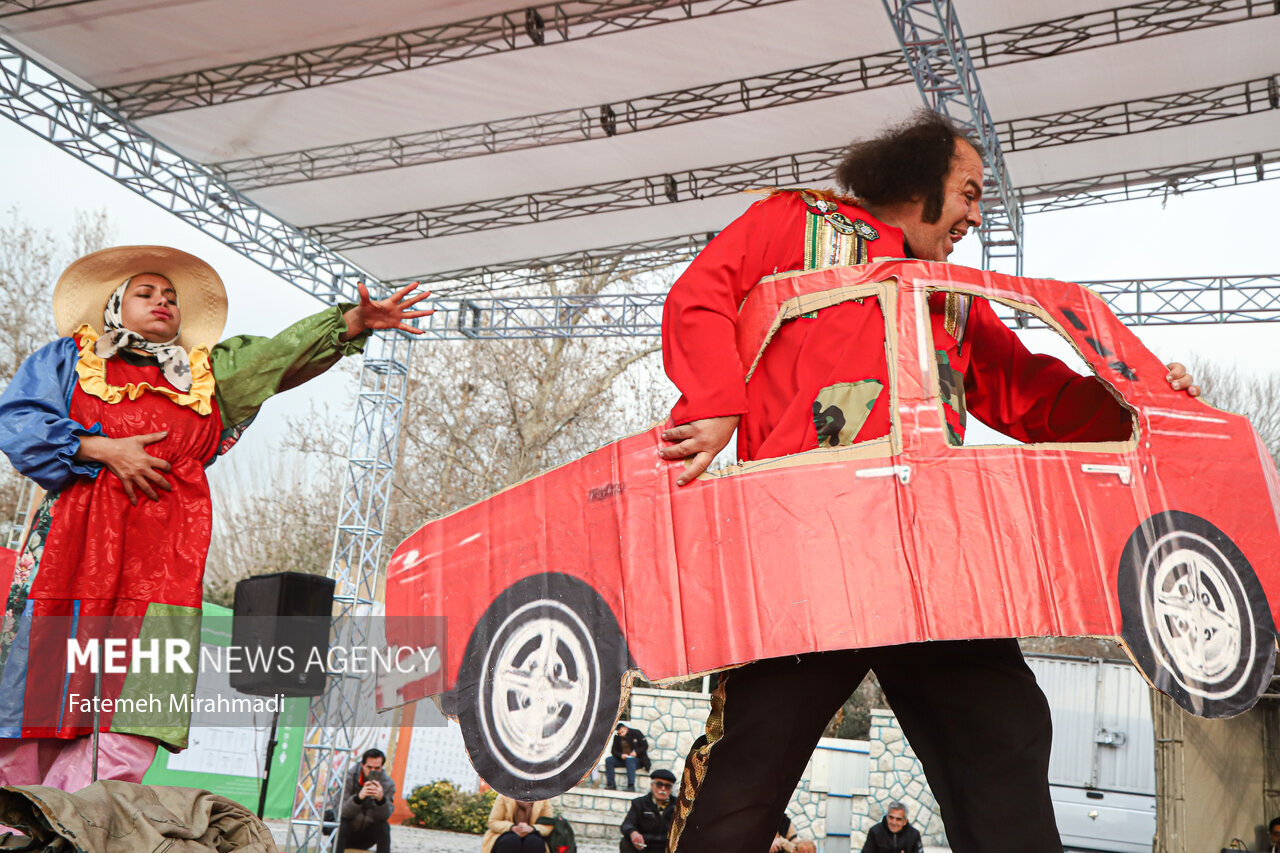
[4,0,1276,287]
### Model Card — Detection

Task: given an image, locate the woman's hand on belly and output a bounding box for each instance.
[75,431,173,505]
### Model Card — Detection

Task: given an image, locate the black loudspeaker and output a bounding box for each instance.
[230,571,335,697]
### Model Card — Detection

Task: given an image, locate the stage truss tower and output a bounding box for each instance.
[882,0,1024,274]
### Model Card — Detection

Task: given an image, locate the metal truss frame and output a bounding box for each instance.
[309,66,1276,251]
[0,0,98,15]
[413,233,714,295]
[1022,146,1280,214]
[213,0,1278,189]
[288,329,414,853]
[0,39,370,305]
[963,0,1273,60]
[0,38,410,853]
[304,147,839,249]
[1085,276,1280,325]
[427,292,667,340]
[1005,73,1279,151]
[98,0,796,119]
[417,274,1280,339]
[882,0,1023,274]
[2,480,37,551]
[408,144,1280,294]
[213,53,914,189]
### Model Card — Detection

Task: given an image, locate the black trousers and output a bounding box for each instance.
[493,830,547,853]
[334,818,391,853]
[670,639,1060,853]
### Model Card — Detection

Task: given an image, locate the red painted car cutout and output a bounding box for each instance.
[381,261,1280,800]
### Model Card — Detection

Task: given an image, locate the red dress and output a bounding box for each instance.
[22,348,219,738]
[0,304,366,753]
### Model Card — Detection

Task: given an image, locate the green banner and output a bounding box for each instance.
[140,603,309,819]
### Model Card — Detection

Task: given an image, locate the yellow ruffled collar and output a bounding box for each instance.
[72,324,216,416]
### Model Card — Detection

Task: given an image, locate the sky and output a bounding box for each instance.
[1,112,1278,479]
[0,119,363,490]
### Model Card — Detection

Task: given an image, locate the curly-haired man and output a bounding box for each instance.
[659,109,1198,853]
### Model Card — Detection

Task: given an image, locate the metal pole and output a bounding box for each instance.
[90,667,102,782]
[257,705,282,818]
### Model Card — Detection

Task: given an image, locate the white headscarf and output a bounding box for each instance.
[93,277,193,392]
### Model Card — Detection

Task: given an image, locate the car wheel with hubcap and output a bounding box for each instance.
[1119,511,1275,719]
[456,573,627,799]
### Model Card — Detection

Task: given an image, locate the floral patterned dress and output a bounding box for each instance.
[0,306,364,750]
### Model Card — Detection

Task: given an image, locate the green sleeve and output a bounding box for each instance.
[210,304,368,432]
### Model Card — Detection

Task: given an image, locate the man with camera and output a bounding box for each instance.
[335,748,395,853]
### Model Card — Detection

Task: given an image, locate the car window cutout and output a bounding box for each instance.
[922,287,1136,450]
[711,281,899,477]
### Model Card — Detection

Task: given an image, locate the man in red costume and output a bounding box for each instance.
[658,111,1199,852]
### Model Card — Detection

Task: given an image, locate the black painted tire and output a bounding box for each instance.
[455,573,626,799]
[1118,511,1275,718]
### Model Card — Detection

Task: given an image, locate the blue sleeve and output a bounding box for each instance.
[0,338,105,492]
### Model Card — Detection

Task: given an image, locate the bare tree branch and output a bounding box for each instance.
[203,261,679,594]
[0,209,114,543]
[1193,361,1280,469]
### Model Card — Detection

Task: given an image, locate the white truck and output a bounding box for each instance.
[1026,655,1157,853]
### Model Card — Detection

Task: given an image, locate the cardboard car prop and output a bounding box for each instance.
[380,261,1280,800]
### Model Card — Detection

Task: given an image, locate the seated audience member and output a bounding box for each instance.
[862,801,923,853]
[771,815,817,853]
[606,723,650,791]
[620,769,676,852]
[482,796,553,853]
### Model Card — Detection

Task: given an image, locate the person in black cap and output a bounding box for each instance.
[619,768,676,852]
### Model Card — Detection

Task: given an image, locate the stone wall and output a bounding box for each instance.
[627,686,709,777]
[554,786,643,841]
[785,762,827,840]
[861,709,945,846]
[623,687,830,839]
[614,688,949,848]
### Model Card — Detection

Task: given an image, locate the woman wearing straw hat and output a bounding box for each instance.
[0,245,430,788]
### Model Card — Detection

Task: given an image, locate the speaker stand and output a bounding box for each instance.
[256,705,281,819]
[90,666,102,782]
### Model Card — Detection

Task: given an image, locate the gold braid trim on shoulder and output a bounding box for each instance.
[72,324,215,416]
[745,186,861,206]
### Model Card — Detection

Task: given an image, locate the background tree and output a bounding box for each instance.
[203,451,347,606]
[384,263,669,534]
[823,676,887,740]
[1192,360,1280,468]
[0,208,113,390]
[0,209,113,545]
[207,261,674,599]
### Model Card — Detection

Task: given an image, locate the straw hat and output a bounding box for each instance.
[52,245,228,349]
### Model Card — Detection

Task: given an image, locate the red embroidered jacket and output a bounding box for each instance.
[662,190,1130,462]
